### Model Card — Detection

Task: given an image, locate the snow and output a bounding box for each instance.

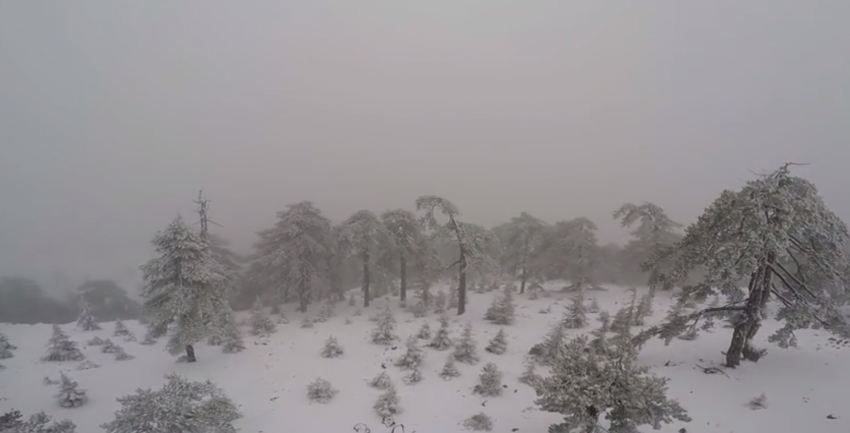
[2,282,849,433]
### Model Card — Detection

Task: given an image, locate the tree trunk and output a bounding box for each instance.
[725,255,774,367]
[363,249,371,308]
[399,253,407,302]
[185,344,196,362]
[648,268,659,298]
[519,268,527,294]
[298,274,308,313]
[458,247,468,315]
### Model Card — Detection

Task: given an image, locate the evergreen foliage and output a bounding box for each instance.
[369,370,393,390]
[55,372,87,408]
[371,305,398,345]
[395,335,425,370]
[373,385,401,417]
[439,354,460,380]
[485,329,508,355]
[249,298,276,336]
[452,323,479,364]
[484,284,516,325]
[321,336,344,358]
[42,325,84,362]
[562,291,588,329]
[76,302,100,331]
[472,363,503,397]
[306,378,338,403]
[0,333,15,359]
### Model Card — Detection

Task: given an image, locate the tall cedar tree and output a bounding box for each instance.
[613,202,682,295]
[140,215,230,362]
[496,212,548,293]
[381,209,430,303]
[541,217,600,291]
[339,210,391,308]
[638,164,850,367]
[252,202,333,312]
[416,195,498,315]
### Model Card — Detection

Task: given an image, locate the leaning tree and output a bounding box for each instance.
[339,210,392,308]
[613,202,682,295]
[415,195,496,315]
[638,164,850,367]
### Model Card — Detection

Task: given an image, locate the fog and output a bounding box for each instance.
[1,1,849,291]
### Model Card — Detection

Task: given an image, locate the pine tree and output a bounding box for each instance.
[371,305,398,345]
[518,356,540,386]
[221,321,245,353]
[453,323,479,364]
[101,339,119,353]
[140,215,232,362]
[55,372,88,408]
[0,333,16,359]
[321,336,344,358]
[4,412,77,433]
[472,363,503,397]
[530,322,567,365]
[439,354,460,380]
[587,297,601,313]
[369,371,392,390]
[428,314,454,350]
[613,202,683,296]
[416,322,431,340]
[373,385,401,417]
[402,367,423,385]
[101,374,241,433]
[306,378,338,403]
[43,325,84,362]
[114,346,135,361]
[394,335,424,370]
[485,329,508,355]
[113,320,130,337]
[249,298,276,336]
[76,302,100,331]
[463,413,494,432]
[610,300,635,334]
[315,303,334,323]
[484,284,516,325]
[339,210,392,308]
[562,292,588,329]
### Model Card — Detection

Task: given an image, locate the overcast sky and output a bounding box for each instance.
[1,1,849,289]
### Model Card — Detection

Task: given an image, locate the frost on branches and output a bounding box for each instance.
[43,325,84,362]
[439,354,460,380]
[373,384,401,417]
[452,323,479,365]
[562,291,588,329]
[535,335,690,433]
[306,378,338,403]
[539,217,601,291]
[139,215,232,362]
[371,305,398,345]
[113,320,130,337]
[76,301,100,331]
[394,335,425,370]
[495,212,548,294]
[0,411,77,433]
[637,164,850,367]
[251,202,334,312]
[472,363,503,397]
[485,329,508,355]
[249,298,276,336]
[101,374,241,433]
[613,202,682,295]
[484,284,516,325]
[381,208,431,304]
[55,372,88,408]
[321,336,344,358]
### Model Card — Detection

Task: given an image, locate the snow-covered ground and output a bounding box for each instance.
[2,282,849,433]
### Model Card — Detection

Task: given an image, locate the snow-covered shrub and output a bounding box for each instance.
[101,339,120,353]
[100,374,241,433]
[43,376,60,385]
[416,322,431,340]
[747,393,768,410]
[440,355,460,380]
[306,378,338,403]
[55,372,87,408]
[434,290,447,314]
[369,371,392,390]
[371,305,398,345]
[76,303,101,331]
[140,332,157,346]
[114,346,135,361]
[472,363,503,397]
[402,367,423,385]
[43,325,84,362]
[463,413,493,431]
[321,336,344,358]
[534,335,690,433]
[395,336,425,370]
[484,285,515,325]
[529,323,566,365]
[453,323,479,365]
[222,323,245,353]
[562,292,587,329]
[315,303,334,323]
[427,314,453,350]
[373,385,401,417]
[485,329,507,355]
[2,411,77,433]
[0,333,16,359]
[610,305,634,334]
[410,301,428,318]
[76,360,101,371]
[249,298,276,336]
[113,320,131,337]
[300,316,314,329]
[587,297,601,313]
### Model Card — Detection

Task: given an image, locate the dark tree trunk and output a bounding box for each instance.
[519,268,527,294]
[363,249,371,308]
[648,268,659,298]
[298,274,308,313]
[399,253,407,302]
[726,254,774,367]
[458,246,468,315]
[185,344,196,362]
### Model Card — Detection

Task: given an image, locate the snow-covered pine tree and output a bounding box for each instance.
[338,210,392,308]
[114,346,135,361]
[101,374,241,433]
[518,356,540,386]
[402,367,423,385]
[535,335,690,433]
[453,323,479,364]
[76,301,100,331]
[321,336,344,358]
[252,202,334,312]
[43,325,84,362]
[306,378,338,403]
[101,339,119,353]
[3,412,77,433]
[315,303,334,323]
[113,320,130,337]
[610,290,637,333]
[439,354,460,380]
[140,215,232,362]
[472,363,503,397]
[249,297,276,336]
[373,384,401,417]
[382,209,431,304]
[587,297,601,313]
[562,291,588,329]
[529,322,566,365]
[613,202,683,296]
[638,164,850,367]
[221,319,245,353]
[463,413,494,431]
[416,322,431,340]
[371,305,398,345]
[0,333,15,359]
[55,372,87,408]
[538,217,601,291]
[369,371,392,390]
[428,313,454,350]
[485,329,508,355]
[496,212,548,294]
[394,335,424,370]
[484,284,516,325]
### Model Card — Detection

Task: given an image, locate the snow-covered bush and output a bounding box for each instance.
[100,374,241,433]
[371,305,398,345]
[394,335,425,370]
[222,323,245,353]
[485,329,507,355]
[0,333,15,359]
[484,285,515,325]
[43,376,60,385]
[587,297,601,313]
[416,322,431,340]
[439,355,460,380]
[534,335,690,433]
[316,303,334,323]
[113,320,131,337]
[472,363,503,397]
[529,323,566,365]
[249,298,276,336]
[55,372,87,408]
[562,292,587,329]
[747,393,768,410]
[1,411,77,433]
[76,303,101,331]
[610,305,634,334]
[373,385,401,417]
[402,367,423,385]
[42,325,84,362]
[321,336,344,358]
[300,316,314,328]
[427,314,453,350]
[114,346,135,361]
[101,339,120,354]
[369,371,392,390]
[463,413,493,431]
[140,332,157,346]
[453,323,479,365]
[76,360,101,371]
[306,378,338,403]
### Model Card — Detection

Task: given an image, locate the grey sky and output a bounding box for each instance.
[1,1,849,289]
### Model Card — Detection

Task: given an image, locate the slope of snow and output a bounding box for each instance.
[1,283,849,433]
